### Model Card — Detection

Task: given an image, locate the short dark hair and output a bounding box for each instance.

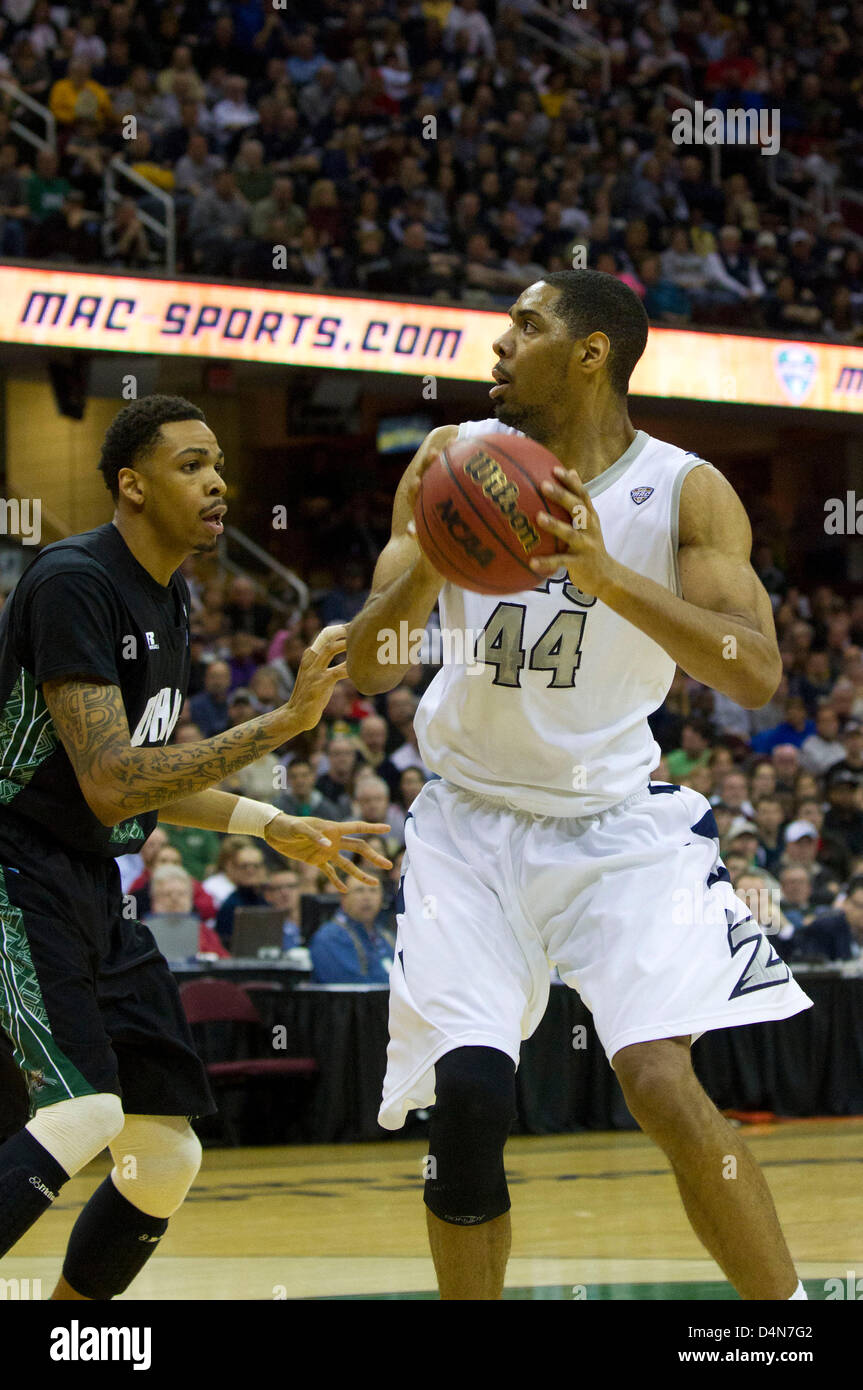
[98,394,206,500]
[540,268,649,397]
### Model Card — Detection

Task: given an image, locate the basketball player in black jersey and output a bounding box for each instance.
[0,394,389,1300]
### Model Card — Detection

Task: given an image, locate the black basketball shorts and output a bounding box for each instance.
[0,814,216,1122]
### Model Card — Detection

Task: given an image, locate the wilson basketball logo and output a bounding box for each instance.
[463,451,542,554]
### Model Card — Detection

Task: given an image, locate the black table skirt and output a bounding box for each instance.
[2,975,862,1145]
[247,975,863,1143]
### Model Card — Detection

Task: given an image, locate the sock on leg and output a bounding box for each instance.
[789,1279,808,1300]
[0,1128,70,1257]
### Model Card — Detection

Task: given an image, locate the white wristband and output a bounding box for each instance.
[227,797,281,838]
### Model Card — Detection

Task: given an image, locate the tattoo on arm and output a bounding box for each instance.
[44,678,288,823]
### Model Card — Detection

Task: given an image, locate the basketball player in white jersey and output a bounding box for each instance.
[346,269,812,1301]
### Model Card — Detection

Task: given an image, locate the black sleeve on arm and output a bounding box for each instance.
[25,569,122,686]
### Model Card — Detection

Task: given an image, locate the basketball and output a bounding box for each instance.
[413,435,572,594]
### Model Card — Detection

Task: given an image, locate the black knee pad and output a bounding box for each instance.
[424,1046,516,1226]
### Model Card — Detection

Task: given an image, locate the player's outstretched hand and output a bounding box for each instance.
[263,815,393,891]
[283,625,348,732]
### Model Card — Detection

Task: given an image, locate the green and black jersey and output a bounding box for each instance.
[0,522,191,857]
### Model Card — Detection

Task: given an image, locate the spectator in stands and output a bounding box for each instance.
[26,147,69,233]
[286,30,328,88]
[750,761,778,804]
[799,703,847,777]
[713,768,751,818]
[228,631,261,690]
[157,44,206,103]
[316,735,359,817]
[0,142,29,257]
[249,666,281,714]
[188,168,250,275]
[714,224,766,300]
[391,219,458,297]
[349,226,392,292]
[310,877,395,984]
[268,632,306,702]
[666,718,713,780]
[262,868,303,950]
[128,827,217,923]
[199,836,253,908]
[353,774,403,854]
[233,137,273,204]
[189,659,232,736]
[660,225,756,318]
[105,195,150,266]
[211,74,258,144]
[764,275,824,334]
[723,817,762,869]
[771,746,802,812]
[250,173,306,250]
[444,0,496,61]
[4,0,863,351]
[277,758,342,822]
[385,688,431,777]
[215,842,267,949]
[826,723,863,782]
[173,131,223,203]
[639,251,692,324]
[355,713,400,793]
[144,864,228,960]
[49,56,114,132]
[752,796,786,876]
[778,865,816,932]
[163,803,221,886]
[789,877,863,963]
[735,871,787,940]
[224,575,272,639]
[398,766,427,818]
[318,561,369,624]
[9,33,51,101]
[751,696,815,754]
[821,770,863,868]
[780,821,840,906]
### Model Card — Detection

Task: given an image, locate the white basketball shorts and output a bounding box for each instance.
[379,778,813,1131]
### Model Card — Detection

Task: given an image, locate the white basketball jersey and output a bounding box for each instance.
[414,420,710,816]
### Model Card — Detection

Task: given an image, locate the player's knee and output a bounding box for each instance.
[614,1039,697,1126]
[424,1047,516,1226]
[110,1115,202,1218]
[26,1093,126,1177]
[434,1046,516,1135]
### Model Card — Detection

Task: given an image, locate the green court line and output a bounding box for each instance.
[321,1280,821,1301]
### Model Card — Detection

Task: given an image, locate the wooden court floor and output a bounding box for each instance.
[4,1119,862,1300]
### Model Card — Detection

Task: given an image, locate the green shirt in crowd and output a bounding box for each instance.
[164,824,222,883]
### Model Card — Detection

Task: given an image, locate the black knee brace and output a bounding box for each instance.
[63,1177,169,1300]
[423,1046,516,1226]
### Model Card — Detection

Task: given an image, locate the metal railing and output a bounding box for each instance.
[765,159,863,251]
[0,79,55,155]
[662,85,722,187]
[104,155,176,274]
[522,2,611,90]
[222,524,310,619]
